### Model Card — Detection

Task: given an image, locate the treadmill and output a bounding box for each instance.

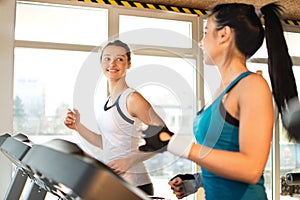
[0,133,151,200]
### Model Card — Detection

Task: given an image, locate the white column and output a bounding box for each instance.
[0,0,16,198]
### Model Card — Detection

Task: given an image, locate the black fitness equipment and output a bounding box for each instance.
[0,133,152,200]
[0,133,47,200]
[286,171,300,186]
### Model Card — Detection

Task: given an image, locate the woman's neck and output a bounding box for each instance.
[218,59,247,89]
[108,78,129,101]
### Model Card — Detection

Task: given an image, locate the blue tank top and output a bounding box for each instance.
[193,71,267,200]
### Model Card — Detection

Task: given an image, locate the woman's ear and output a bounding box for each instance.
[218,26,232,44]
[127,61,132,69]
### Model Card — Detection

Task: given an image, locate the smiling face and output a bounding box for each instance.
[101,45,131,80]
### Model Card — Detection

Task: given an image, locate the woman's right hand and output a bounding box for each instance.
[168,174,200,199]
[64,108,80,131]
[169,176,185,199]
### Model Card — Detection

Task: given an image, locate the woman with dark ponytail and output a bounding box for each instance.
[138,2,299,199]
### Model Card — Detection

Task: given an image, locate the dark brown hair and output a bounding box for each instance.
[210,2,299,140]
[100,40,131,62]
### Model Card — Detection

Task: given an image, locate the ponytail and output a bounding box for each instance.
[262,3,299,141]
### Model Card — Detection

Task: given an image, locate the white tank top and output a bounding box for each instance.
[97,88,151,186]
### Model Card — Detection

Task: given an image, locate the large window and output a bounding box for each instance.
[14,48,87,135]
[15,2,108,45]
[119,15,193,48]
[129,55,197,199]
[14,2,108,138]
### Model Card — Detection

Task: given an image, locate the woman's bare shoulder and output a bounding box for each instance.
[238,72,272,102]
